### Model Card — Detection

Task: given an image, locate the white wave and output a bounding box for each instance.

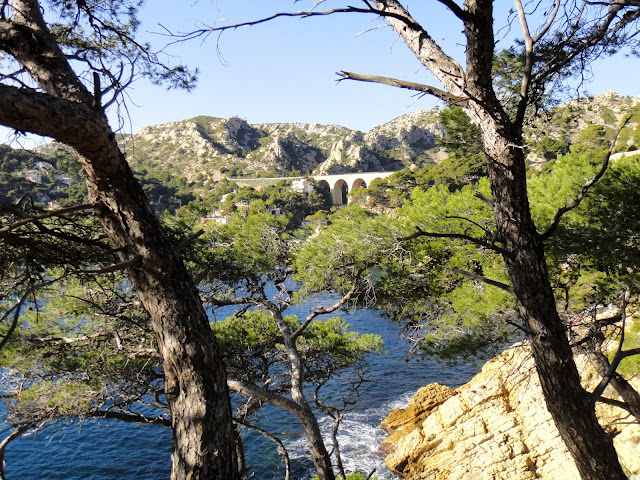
[281,393,419,480]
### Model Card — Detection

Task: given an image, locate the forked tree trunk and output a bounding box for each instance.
[272,310,336,480]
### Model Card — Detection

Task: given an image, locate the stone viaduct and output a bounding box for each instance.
[307,171,396,205]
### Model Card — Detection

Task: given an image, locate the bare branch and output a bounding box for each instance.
[336,71,467,105]
[533,0,561,44]
[0,277,61,352]
[0,203,97,235]
[233,418,291,480]
[75,255,142,275]
[444,215,491,235]
[163,4,438,45]
[534,3,640,88]
[86,410,171,426]
[400,226,511,258]
[514,0,535,127]
[176,229,205,252]
[292,272,362,340]
[0,422,37,480]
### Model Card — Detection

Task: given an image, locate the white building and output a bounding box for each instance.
[291,178,313,196]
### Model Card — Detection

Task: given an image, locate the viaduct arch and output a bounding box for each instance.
[310,171,396,206]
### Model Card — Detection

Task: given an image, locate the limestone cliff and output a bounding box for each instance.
[381,344,640,480]
[118,112,440,182]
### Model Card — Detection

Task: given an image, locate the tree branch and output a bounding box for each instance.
[86,410,171,427]
[595,396,632,411]
[233,418,291,480]
[336,71,467,105]
[435,0,470,21]
[514,0,534,128]
[532,0,561,44]
[0,278,60,352]
[166,4,437,44]
[444,215,490,234]
[227,379,303,417]
[75,255,142,275]
[400,226,511,258]
[589,290,640,403]
[0,83,105,148]
[292,272,362,340]
[0,203,97,235]
[533,3,640,89]
[0,422,37,480]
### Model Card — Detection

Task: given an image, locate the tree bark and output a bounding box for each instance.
[0,2,242,479]
[370,1,629,478]
[478,128,627,480]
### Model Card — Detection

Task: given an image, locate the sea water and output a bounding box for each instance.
[0,297,478,480]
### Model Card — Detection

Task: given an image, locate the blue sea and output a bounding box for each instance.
[1,298,479,480]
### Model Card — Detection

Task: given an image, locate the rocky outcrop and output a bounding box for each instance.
[116,110,442,181]
[381,344,640,480]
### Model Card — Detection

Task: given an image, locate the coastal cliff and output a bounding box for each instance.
[381,344,640,480]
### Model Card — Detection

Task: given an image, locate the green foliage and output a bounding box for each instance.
[437,106,483,159]
[568,123,612,158]
[198,213,291,286]
[384,181,515,359]
[533,136,570,160]
[0,276,161,426]
[432,107,486,187]
[529,153,640,317]
[212,311,383,387]
[293,206,401,298]
[492,47,526,115]
[16,380,97,419]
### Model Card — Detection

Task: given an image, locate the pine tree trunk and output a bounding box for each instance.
[72,121,243,480]
[479,123,627,480]
[273,310,336,480]
[368,0,629,476]
[0,2,244,478]
[295,406,336,480]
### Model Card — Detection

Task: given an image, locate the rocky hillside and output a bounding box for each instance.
[381,343,640,480]
[118,109,444,182]
[525,91,640,164]
[116,90,640,181]
[4,91,640,204]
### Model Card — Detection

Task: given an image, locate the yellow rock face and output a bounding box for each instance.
[380,344,640,480]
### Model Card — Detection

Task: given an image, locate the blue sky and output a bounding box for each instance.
[4,1,640,145]
[121,0,640,133]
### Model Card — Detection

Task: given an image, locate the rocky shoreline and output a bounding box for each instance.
[380,344,640,480]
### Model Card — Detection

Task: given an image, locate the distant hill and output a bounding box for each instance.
[117,109,444,183]
[524,91,640,165]
[2,91,640,209]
